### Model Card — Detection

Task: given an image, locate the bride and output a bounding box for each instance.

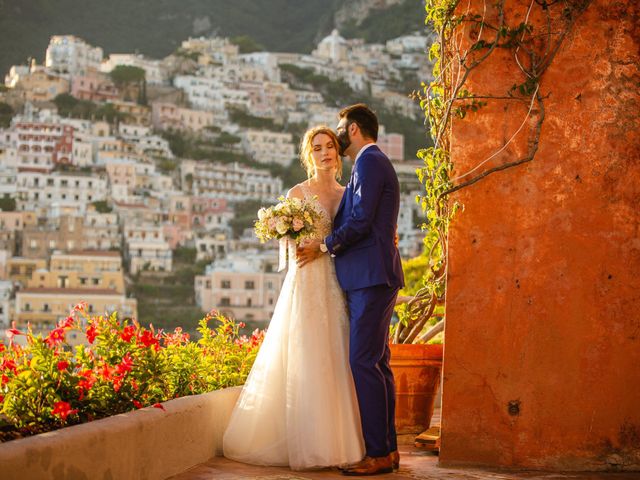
[222,126,365,470]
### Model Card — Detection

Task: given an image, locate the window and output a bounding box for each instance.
[92,278,100,285]
[220,297,230,306]
[43,303,49,312]
[58,275,68,288]
[245,280,255,290]
[24,303,31,311]
[247,298,252,307]
[221,280,231,289]
[205,280,211,289]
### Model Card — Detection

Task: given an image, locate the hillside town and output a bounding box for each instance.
[0,31,431,336]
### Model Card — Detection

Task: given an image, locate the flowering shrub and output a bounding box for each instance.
[0,304,264,442]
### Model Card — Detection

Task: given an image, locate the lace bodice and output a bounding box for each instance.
[299,184,333,240]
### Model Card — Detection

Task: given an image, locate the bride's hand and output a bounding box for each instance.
[296,239,322,268]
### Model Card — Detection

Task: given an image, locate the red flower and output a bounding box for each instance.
[0,343,5,353]
[112,375,123,392]
[58,316,75,329]
[97,363,115,381]
[77,369,96,400]
[120,325,135,342]
[1,374,9,386]
[131,379,139,391]
[152,403,165,411]
[238,322,246,329]
[115,353,133,376]
[86,324,98,344]
[137,330,160,351]
[132,399,143,409]
[45,327,66,348]
[1,359,17,374]
[52,401,78,421]
[57,360,70,371]
[0,395,4,403]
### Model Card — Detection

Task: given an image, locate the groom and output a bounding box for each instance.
[297,104,404,475]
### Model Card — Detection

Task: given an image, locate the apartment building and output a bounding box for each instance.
[45,35,103,76]
[123,224,172,274]
[195,249,285,323]
[151,102,220,133]
[15,170,108,214]
[241,129,295,167]
[2,121,74,171]
[180,160,283,201]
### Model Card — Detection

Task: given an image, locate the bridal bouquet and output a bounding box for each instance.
[254,196,322,244]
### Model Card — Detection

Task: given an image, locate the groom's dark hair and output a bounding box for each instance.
[339,103,379,141]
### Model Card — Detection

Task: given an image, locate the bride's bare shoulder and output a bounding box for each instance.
[286,182,307,199]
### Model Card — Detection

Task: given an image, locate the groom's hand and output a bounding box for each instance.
[296,239,322,268]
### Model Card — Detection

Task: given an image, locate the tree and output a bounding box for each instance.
[230,35,265,54]
[0,195,17,211]
[109,65,146,86]
[0,102,13,128]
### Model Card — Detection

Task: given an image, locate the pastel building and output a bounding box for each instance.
[194,249,285,323]
[241,129,295,167]
[180,160,283,201]
[123,224,172,274]
[45,35,103,76]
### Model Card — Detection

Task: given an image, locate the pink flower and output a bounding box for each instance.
[73,302,88,313]
[52,401,78,421]
[57,360,69,371]
[292,217,304,232]
[5,327,24,343]
[58,316,75,329]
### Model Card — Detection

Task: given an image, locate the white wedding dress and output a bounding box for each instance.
[223,187,365,470]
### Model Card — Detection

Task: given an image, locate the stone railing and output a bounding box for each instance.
[0,386,241,480]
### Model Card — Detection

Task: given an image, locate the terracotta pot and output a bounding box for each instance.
[390,343,443,435]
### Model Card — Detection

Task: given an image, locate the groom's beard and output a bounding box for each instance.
[337,130,351,156]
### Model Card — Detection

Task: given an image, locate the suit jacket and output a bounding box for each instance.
[325,145,405,291]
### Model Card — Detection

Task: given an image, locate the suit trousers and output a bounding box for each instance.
[346,284,400,458]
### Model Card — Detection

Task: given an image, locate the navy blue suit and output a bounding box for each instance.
[325,144,404,457]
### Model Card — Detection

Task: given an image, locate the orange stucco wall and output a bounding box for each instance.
[440,0,639,471]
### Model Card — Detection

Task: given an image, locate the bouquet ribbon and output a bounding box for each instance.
[278,237,288,272]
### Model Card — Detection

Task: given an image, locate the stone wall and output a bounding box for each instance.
[440,0,639,471]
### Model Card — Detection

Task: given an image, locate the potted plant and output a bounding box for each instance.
[391,229,445,439]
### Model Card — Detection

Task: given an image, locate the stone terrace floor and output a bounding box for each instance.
[170,409,639,480]
[169,446,640,480]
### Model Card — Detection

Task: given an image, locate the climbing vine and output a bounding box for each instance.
[394,0,592,343]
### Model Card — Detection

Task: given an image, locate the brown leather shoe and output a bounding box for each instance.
[341,455,393,476]
[389,450,400,470]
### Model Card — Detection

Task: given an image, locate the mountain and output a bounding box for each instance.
[0,0,427,76]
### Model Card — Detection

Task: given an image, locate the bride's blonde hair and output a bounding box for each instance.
[299,126,342,180]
